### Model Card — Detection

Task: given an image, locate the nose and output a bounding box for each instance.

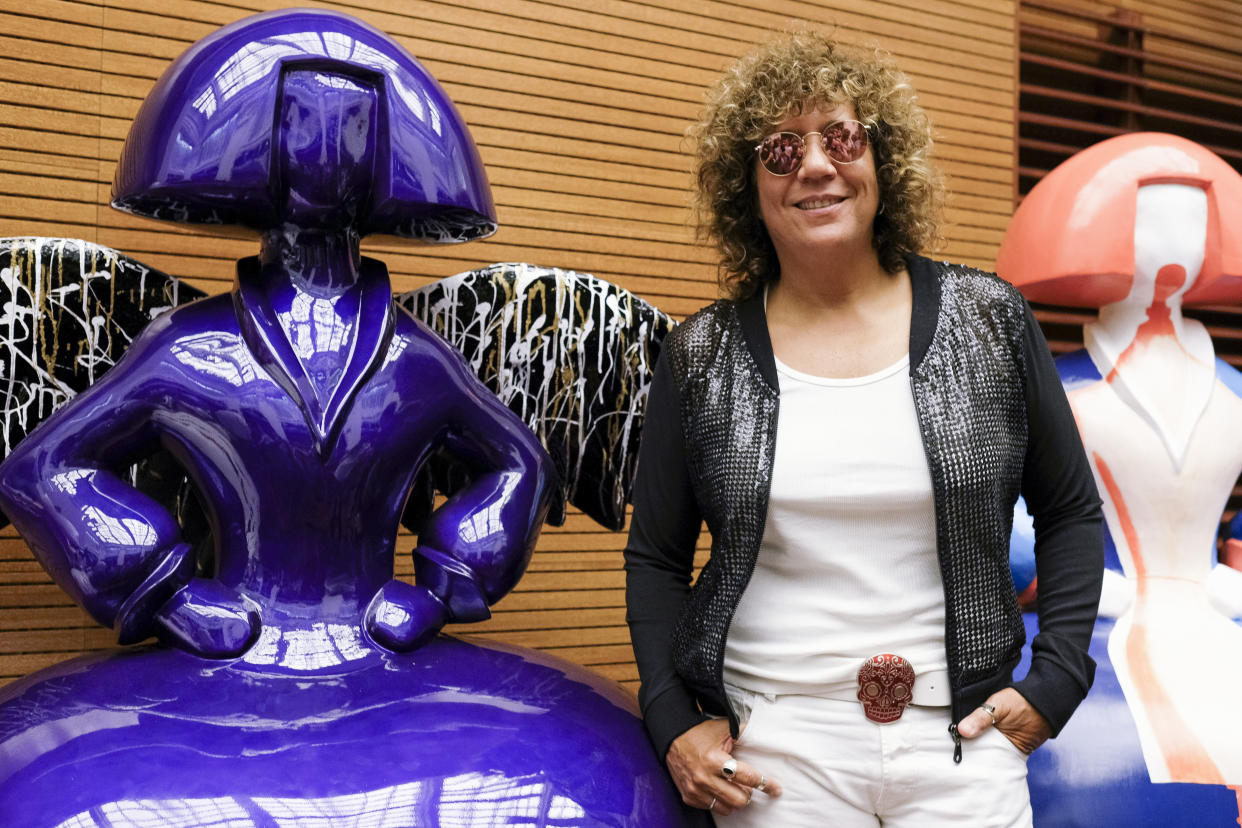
[797,135,837,179]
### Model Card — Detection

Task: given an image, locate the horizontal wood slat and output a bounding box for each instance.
[1018,1,1242,191]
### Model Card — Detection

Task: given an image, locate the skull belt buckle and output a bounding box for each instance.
[857,653,916,723]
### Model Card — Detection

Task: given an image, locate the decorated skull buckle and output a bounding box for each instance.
[856,653,916,723]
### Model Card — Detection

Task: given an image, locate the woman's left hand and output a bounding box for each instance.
[956,687,1051,754]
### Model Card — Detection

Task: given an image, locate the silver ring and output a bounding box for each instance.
[708,797,717,811]
[721,758,738,778]
[756,773,767,792]
[980,702,997,725]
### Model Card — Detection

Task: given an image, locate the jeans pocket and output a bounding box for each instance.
[724,684,769,747]
[991,725,1033,763]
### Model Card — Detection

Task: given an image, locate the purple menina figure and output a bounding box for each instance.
[0,10,683,825]
[1,37,542,662]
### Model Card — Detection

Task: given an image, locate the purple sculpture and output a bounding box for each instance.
[0,10,683,825]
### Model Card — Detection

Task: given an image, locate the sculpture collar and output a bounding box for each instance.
[234,255,395,458]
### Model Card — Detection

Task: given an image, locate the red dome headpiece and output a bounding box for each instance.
[998,132,1242,307]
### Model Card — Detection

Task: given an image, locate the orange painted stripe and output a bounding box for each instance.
[1094,454,1224,784]
[1094,454,1145,580]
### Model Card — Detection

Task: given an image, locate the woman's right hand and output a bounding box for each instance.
[666,718,782,816]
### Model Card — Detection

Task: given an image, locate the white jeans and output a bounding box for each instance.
[715,686,1032,828]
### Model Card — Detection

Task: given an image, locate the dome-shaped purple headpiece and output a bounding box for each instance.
[112,8,496,243]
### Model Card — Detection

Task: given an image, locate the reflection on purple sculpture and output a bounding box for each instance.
[0,10,683,825]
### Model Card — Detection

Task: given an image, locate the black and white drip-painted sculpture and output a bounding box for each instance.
[401,262,674,530]
[0,237,205,460]
[0,238,208,534]
[0,243,674,536]
[0,237,677,562]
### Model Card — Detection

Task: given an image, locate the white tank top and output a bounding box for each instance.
[721,352,947,695]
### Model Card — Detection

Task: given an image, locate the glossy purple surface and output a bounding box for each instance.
[0,636,682,826]
[0,10,683,824]
[111,8,497,242]
[0,253,551,656]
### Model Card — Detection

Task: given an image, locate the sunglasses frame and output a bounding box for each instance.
[755,120,873,177]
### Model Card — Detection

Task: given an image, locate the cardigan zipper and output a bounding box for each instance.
[909,373,965,763]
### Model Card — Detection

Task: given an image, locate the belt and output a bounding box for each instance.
[818,668,950,706]
[912,668,951,705]
[817,654,951,722]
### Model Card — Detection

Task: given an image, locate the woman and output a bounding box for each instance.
[624,31,1104,826]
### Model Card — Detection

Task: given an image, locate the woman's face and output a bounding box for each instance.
[755,102,880,263]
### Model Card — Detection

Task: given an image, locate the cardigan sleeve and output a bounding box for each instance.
[1010,299,1105,736]
[624,347,709,760]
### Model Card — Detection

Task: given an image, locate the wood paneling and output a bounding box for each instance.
[0,0,1015,692]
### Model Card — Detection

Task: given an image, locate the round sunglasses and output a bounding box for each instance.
[755,120,871,176]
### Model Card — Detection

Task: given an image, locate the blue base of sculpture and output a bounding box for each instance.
[0,634,683,827]
[1019,615,1240,826]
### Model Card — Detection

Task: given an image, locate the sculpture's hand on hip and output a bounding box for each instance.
[364,579,449,652]
[154,578,261,658]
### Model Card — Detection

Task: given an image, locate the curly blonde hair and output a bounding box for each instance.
[691,31,943,299]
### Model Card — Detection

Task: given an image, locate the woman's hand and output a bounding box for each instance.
[666,718,782,816]
[957,687,1051,754]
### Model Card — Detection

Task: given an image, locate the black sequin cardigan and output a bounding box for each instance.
[624,255,1104,762]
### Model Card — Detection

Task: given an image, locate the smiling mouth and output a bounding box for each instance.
[796,196,845,210]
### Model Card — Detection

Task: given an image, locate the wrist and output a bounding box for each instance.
[413,545,490,623]
[113,542,196,645]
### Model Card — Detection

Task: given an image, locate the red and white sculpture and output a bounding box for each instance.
[1001,133,1242,823]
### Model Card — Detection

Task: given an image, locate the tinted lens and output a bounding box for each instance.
[820,121,868,163]
[757,132,805,176]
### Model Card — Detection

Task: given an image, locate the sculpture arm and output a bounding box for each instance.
[0,326,192,640]
[623,350,707,760]
[368,337,556,652]
[1010,302,1105,736]
[413,377,557,621]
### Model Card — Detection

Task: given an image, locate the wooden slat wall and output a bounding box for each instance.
[1049,0,1242,62]
[0,0,1016,691]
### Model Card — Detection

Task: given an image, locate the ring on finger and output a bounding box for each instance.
[756,773,767,792]
[708,797,717,811]
[980,702,997,725]
[721,758,738,779]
